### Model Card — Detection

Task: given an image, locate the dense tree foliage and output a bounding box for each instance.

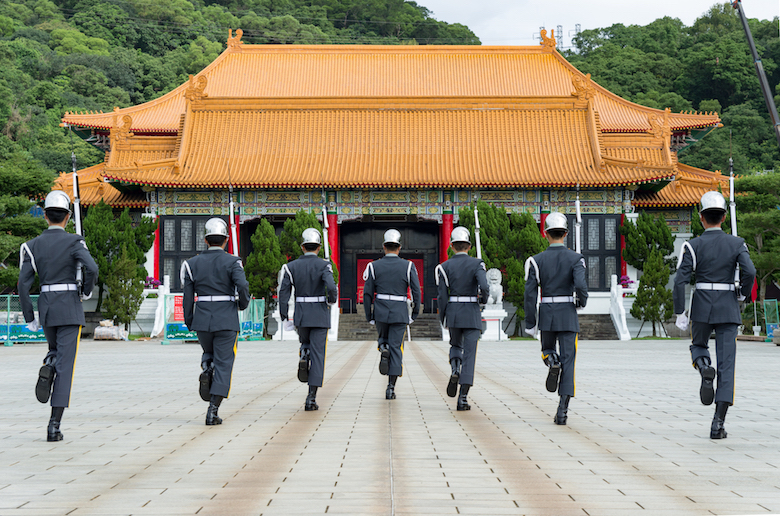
[566,3,780,174]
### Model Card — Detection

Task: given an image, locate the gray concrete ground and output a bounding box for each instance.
[1,337,779,516]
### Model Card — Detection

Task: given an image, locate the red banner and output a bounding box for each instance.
[174,296,184,321]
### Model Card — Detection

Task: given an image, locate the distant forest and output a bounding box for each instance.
[1,0,779,185]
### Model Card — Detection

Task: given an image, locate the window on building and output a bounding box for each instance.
[564,214,622,292]
[159,216,224,291]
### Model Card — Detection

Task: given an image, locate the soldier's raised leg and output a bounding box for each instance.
[540,332,562,393]
[198,332,215,402]
[690,322,716,406]
[447,329,464,398]
[376,322,390,376]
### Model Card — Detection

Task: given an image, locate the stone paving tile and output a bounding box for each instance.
[1,337,780,515]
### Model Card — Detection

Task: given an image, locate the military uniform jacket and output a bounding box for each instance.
[524,245,588,333]
[673,228,755,324]
[18,226,98,327]
[278,254,338,328]
[181,248,250,332]
[435,253,489,329]
[363,254,421,324]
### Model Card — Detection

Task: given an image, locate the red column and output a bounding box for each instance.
[441,212,453,263]
[539,212,548,237]
[620,213,627,277]
[327,212,339,272]
[153,216,160,280]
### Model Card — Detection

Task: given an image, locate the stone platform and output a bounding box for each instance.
[1,337,779,515]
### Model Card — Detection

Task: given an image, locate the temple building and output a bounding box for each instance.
[57,30,728,316]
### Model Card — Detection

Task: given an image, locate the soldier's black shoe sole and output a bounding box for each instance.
[545,363,561,393]
[199,370,212,402]
[36,365,54,404]
[379,349,390,376]
[298,356,309,383]
[47,431,63,442]
[699,366,716,405]
[446,372,459,398]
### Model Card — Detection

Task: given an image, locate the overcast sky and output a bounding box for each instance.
[421,0,780,47]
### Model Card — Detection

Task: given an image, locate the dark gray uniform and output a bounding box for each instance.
[182,248,250,398]
[363,255,421,376]
[673,228,755,404]
[436,253,489,385]
[18,226,98,407]
[524,244,588,397]
[278,254,338,387]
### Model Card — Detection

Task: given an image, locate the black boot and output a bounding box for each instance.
[554,395,571,425]
[543,352,561,393]
[457,384,471,411]
[199,360,213,402]
[447,358,461,398]
[36,356,55,404]
[47,406,64,442]
[205,395,223,425]
[378,343,390,376]
[694,357,716,406]
[386,375,397,400]
[298,348,310,383]
[710,401,729,439]
[305,386,319,411]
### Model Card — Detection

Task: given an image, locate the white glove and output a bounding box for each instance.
[675,313,689,331]
[737,294,746,302]
[80,291,92,301]
[369,320,376,325]
[283,319,295,332]
[525,325,537,337]
[408,316,414,324]
[26,317,40,332]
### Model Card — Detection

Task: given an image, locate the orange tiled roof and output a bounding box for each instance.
[53,163,148,207]
[62,44,720,134]
[633,164,728,207]
[102,97,677,189]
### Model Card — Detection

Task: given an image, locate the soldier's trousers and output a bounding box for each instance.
[691,322,737,405]
[541,331,577,397]
[43,325,82,408]
[376,322,406,377]
[198,330,238,398]
[449,328,480,385]
[298,327,328,387]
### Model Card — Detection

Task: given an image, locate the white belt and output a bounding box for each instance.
[377,294,407,302]
[450,296,478,302]
[197,295,236,302]
[541,296,575,303]
[40,284,78,292]
[695,283,735,291]
[296,296,326,302]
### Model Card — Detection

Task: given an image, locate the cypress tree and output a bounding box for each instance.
[630,249,674,337]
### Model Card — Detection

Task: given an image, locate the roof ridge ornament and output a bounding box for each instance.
[649,108,672,141]
[184,74,208,102]
[539,29,556,51]
[110,114,134,143]
[227,28,243,49]
[571,73,595,103]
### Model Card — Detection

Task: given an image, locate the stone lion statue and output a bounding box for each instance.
[486,268,503,305]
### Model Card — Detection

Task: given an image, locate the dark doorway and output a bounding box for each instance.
[340,218,439,313]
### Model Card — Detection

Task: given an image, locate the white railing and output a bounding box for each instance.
[610,274,637,341]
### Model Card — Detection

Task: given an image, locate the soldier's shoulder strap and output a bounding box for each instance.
[676,241,697,271]
[524,256,540,281]
[19,242,38,274]
[180,260,194,285]
[280,263,294,286]
[406,261,414,284]
[362,261,375,281]
[434,263,449,287]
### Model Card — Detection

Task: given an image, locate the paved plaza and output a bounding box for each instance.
[1,336,779,516]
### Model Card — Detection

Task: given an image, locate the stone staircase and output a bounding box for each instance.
[578,314,619,340]
[337,313,443,341]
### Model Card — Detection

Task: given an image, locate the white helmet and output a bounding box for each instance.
[302,228,322,246]
[545,212,568,232]
[700,191,727,213]
[204,218,229,238]
[383,229,402,246]
[44,190,71,213]
[450,226,471,244]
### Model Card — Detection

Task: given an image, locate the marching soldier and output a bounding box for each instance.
[181,218,250,426]
[18,190,98,442]
[673,191,755,439]
[278,228,338,411]
[435,227,488,411]
[363,229,421,400]
[524,212,588,425]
